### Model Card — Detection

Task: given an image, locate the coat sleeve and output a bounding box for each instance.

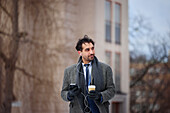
[61,68,70,102]
[101,66,115,103]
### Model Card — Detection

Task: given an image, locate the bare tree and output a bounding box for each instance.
[129,14,170,113]
[0,0,20,112]
[0,0,77,113]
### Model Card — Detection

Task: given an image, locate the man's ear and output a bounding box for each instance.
[78,51,82,56]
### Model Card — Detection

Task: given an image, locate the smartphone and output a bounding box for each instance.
[69,83,77,90]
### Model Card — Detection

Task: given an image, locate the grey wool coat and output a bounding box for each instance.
[61,56,115,113]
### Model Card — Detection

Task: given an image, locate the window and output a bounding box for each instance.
[115,53,121,92]
[115,3,121,44]
[105,51,112,66]
[105,0,111,42]
[105,1,121,44]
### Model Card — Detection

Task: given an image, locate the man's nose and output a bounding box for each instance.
[89,49,94,54]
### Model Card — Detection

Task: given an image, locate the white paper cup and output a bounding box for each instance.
[88,85,96,92]
[69,83,77,89]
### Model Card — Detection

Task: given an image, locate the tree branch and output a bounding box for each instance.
[15,66,41,82]
[130,54,168,88]
[150,79,168,112]
[0,30,11,37]
[0,31,28,38]
[130,63,157,88]
[0,3,12,19]
[15,66,53,86]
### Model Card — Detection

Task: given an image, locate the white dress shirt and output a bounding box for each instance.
[82,62,92,85]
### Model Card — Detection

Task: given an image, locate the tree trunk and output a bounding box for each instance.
[0,61,3,113]
[3,64,15,113]
[0,36,3,113]
[1,0,19,113]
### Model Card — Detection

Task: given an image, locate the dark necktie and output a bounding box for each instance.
[84,64,100,113]
[84,64,90,93]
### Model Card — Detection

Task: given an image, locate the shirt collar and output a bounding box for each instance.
[82,62,92,67]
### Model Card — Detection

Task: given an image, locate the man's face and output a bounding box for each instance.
[79,42,95,64]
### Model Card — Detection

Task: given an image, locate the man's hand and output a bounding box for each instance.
[67,85,81,101]
[88,90,102,102]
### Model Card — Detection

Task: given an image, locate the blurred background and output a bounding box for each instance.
[129,0,170,113]
[0,0,169,113]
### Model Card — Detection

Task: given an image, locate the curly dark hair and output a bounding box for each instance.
[75,35,95,51]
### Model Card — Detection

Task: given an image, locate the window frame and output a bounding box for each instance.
[114,2,122,45]
[105,50,112,67]
[115,52,121,92]
[105,0,112,43]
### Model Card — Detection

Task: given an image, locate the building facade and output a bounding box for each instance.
[0,0,128,113]
[66,0,130,113]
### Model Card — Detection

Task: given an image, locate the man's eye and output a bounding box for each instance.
[85,49,89,51]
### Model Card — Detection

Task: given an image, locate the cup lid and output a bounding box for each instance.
[88,85,96,88]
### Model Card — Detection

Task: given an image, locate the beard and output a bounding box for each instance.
[87,54,94,61]
[82,54,95,63]
[89,54,94,59]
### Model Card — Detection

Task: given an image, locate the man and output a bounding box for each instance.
[61,35,115,113]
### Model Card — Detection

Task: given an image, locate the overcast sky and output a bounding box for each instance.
[129,0,170,34]
[128,0,170,56]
